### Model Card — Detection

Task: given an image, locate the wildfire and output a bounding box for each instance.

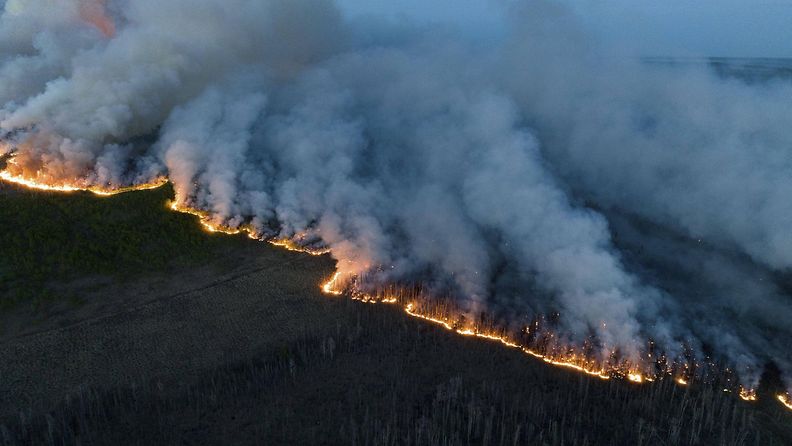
[627,373,644,384]
[403,302,614,381]
[317,275,792,396]
[526,349,612,380]
[321,272,343,296]
[778,394,792,411]
[79,0,116,38]
[168,202,341,257]
[313,269,792,412]
[0,166,329,247]
[318,273,619,383]
[739,388,757,402]
[0,170,167,195]
[167,201,264,239]
[170,201,336,253]
[3,168,791,413]
[268,238,330,256]
[317,276,792,399]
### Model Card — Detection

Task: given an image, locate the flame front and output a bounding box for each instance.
[168,201,251,236]
[269,238,330,256]
[2,168,789,413]
[403,301,616,381]
[319,272,618,382]
[0,170,167,196]
[317,275,789,402]
[739,388,757,402]
[79,0,116,38]
[321,272,343,295]
[778,394,792,411]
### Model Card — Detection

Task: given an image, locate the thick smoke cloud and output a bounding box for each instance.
[0,0,790,388]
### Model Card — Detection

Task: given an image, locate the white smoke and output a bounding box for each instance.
[0,0,790,388]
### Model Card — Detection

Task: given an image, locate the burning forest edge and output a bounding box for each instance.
[1,168,789,413]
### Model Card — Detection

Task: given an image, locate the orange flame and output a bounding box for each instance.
[269,238,330,256]
[0,166,333,250]
[168,201,342,255]
[318,274,641,382]
[168,201,251,236]
[778,394,792,410]
[778,394,792,411]
[739,388,757,402]
[317,275,784,400]
[1,168,784,411]
[403,302,615,380]
[627,373,644,384]
[79,0,115,38]
[320,271,621,382]
[0,170,166,195]
[321,272,343,295]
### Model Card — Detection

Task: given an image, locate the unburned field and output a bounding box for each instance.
[0,182,790,445]
[0,182,243,311]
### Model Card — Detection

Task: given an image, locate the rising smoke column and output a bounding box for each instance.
[0,0,344,185]
[0,0,790,391]
[156,56,669,363]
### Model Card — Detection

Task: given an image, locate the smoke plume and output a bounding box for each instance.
[0,0,790,390]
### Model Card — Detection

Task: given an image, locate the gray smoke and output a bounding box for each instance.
[0,0,790,389]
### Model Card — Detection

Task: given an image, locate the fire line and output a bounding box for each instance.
[1,168,790,412]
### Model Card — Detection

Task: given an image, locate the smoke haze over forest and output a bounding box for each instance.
[0,0,790,393]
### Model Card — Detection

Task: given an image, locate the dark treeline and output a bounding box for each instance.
[3,300,791,446]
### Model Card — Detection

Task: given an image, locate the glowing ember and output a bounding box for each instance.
[676,377,688,386]
[627,373,644,384]
[321,272,343,296]
[739,388,757,402]
[778,394,792,411]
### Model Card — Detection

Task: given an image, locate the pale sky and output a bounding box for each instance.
[337,0,792,58]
